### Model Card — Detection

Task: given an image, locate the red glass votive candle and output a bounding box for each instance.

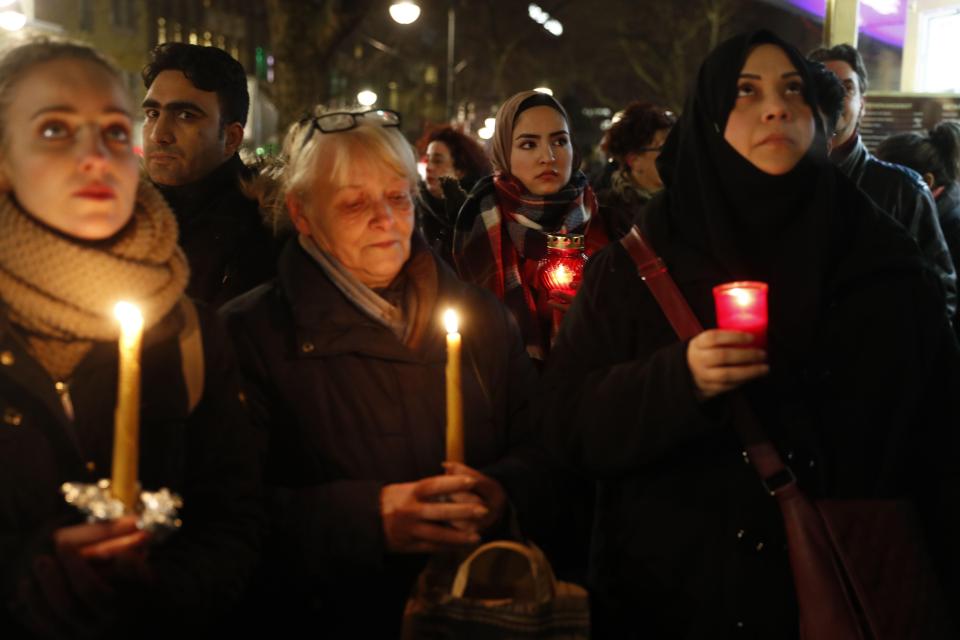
[712,281,768,348]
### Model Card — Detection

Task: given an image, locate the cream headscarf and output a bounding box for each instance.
[490,90,573,175]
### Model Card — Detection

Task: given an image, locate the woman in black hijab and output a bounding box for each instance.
[538,30,960,637]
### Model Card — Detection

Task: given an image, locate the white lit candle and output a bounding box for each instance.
[112,301,143,510]
[443,308,464,463]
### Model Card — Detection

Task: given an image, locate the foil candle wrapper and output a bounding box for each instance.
[62,479,183,536]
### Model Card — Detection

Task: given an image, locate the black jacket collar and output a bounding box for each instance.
[832,133,870,185]
[154,154,247,225]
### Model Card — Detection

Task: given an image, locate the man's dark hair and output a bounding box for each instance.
[809,61,846,137]
[142,42,249,127]
[808,44,868,95]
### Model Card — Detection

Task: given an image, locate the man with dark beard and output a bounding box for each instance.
[142,43,274,307]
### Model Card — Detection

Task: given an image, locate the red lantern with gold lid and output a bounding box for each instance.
[537,233,587,296]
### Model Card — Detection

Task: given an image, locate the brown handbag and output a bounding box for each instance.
[620,226,953,639]
[401,541,591,639]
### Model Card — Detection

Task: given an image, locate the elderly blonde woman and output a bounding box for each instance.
[221,109,548,636]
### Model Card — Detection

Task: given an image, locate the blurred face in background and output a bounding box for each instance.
[0,57,139,239]
[625,127,670,192]
[509,106,573,196]
[425,140,462,198]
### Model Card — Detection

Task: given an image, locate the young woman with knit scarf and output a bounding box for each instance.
[453,91,604,362]
[0,41,262,637]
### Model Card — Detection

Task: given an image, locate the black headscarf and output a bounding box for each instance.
[644,30,837,365]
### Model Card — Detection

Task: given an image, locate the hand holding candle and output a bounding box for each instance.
[686,281,770,400]
[443,309,464,464]
[112,301,143,511]
[61,301,182,533]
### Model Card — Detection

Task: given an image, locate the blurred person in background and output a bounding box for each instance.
[877,121,960,330]
[417,126,492,264]
[141,43,275,307]
[596,102,676,238]
[809,44,957,322]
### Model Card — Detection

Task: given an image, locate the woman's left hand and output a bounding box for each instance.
[442,462,507,534]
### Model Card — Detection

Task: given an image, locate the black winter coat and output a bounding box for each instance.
[156,155,277,308]
[416,176,473,267]
[936,182,960,336]
[936,182,960,308]
[836,136,957,318]
[539,195,960,638]
[221,240,554,637]
[0,302,263,637]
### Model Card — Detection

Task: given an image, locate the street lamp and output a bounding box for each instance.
[357,89,378,107]
[528,3,563,37]
[0,0,25,32]
[390,1,457,122]
[389,1,421,25]
[0,10,25,31]
[477,117,495,140]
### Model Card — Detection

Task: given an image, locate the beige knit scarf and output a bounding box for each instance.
[0,180,189,381]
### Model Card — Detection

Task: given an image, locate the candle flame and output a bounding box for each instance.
[553,264,573,287]
[443,308,459,335]
[729,288,755,308]
[114,301,144,333]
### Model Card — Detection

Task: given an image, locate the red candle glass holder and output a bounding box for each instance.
[712,281,768,348]
[536,234,587,296]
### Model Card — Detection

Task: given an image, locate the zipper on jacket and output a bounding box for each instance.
[54,380,75,421]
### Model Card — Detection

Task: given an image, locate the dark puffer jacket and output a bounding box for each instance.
[835,135,957,319]
[221,239,564,637]
[0,302,263,637]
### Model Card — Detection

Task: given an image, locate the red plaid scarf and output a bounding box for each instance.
[453,172,597,360]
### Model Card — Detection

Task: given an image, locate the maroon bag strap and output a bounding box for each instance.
[619,226,703,340]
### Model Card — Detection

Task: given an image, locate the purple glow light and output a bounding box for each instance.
[782,0,906,47]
